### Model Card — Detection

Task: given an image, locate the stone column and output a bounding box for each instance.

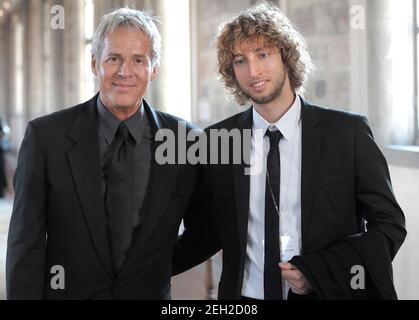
[8,10,26,152]
[62,0,84,108]
[25,0,44,120]
[45,0,65,112]
[150,0,192,119]
[0,20,11,122]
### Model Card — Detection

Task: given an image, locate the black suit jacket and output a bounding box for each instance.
[7,94,199,299]
[174,97,406,300]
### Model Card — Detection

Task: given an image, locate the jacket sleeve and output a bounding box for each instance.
[172,161,221,276]
[353,116,406,257]
[291,116,406,299]
[6,121,47,299]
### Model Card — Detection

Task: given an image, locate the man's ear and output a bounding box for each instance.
[150,66,158,81]
[91,55,98,76]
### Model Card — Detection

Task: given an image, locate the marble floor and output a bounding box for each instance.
[0,198,12,300]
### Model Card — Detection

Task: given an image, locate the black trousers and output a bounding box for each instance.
[242,290,318,301]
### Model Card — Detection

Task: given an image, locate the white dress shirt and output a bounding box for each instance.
[241,95,302,300]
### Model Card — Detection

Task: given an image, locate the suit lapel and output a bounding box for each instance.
[118,101,179,277]
[234,108,253,248]
[300,98,322,254]
[66,94,113,276]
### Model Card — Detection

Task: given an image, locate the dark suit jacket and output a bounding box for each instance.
[173,97,406,300]
[7,94,199,299]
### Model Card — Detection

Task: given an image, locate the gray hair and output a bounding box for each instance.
[92,7,161,68]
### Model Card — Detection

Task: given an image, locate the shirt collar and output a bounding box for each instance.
[97,97,146,145]
[252,94,301,141]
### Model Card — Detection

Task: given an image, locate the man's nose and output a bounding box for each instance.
[117,61,133,77]
[248,59,262,77]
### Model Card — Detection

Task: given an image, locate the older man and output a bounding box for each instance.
[7,8,198,300]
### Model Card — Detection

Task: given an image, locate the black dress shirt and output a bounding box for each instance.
[97,97,152,227]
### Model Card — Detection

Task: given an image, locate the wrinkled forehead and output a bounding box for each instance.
[232,36,276,55]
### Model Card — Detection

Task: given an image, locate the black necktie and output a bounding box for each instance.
[264,127,283,300]
[104,122,135,272]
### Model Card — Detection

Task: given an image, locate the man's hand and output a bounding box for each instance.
[279,262,313,295]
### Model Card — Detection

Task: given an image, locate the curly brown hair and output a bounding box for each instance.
[217,2,313,105]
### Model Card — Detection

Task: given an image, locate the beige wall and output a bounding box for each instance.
[390,165,419,300]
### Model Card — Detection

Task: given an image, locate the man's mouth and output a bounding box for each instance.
[113,83,136,88]
[250,80,268,89]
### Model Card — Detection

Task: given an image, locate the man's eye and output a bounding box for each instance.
[233,59,244,65]
[259,53,268,59]
[107,57,119,63]
[135,58,144,64]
